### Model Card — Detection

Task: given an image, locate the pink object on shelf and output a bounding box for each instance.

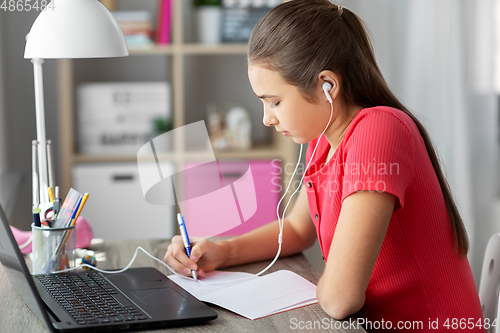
[11,216,94,254]
[182,159,281,237]
[156,0,172,45]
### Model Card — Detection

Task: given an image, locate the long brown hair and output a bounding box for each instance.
[249,0,469,256]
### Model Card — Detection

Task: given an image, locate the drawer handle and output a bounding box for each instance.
[113,175,134,182]
[221,173,243,179]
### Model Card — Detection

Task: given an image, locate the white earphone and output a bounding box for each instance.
[322,82,333,104]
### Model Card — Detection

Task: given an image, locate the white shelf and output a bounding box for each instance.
[75,145,287,165]
[128,44,248,56]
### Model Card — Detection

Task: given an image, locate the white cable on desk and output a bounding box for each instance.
[52,246,178,276]
[51,246,249,286]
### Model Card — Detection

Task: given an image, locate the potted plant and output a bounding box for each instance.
[194,0,222,45]
[150,117,173,152]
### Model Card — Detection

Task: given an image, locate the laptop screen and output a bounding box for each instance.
[0,203,52,329]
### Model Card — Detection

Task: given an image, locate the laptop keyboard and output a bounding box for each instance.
[36,272,149,325]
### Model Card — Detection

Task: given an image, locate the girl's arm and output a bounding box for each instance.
[164,185,317,276]
[316,190,395,320]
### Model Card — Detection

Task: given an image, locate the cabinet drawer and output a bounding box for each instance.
[72,163,175,239]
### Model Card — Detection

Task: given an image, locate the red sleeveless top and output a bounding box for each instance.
[304,107,483,332]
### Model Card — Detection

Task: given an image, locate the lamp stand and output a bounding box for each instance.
[32,58,49,204]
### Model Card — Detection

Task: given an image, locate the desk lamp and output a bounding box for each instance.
[24,0,128,206]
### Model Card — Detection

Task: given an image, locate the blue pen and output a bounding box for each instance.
[177,213,197,281]
[66,197,82,227]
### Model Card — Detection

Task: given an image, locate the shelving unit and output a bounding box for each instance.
[56,0,297,202]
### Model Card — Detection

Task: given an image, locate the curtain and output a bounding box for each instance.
[345,0,499,283]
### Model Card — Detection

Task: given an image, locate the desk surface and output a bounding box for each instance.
[0,239,366,333]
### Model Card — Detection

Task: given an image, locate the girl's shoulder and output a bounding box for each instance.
[344,106,418,145]
[306,106,417,162]
[353,106,415,132]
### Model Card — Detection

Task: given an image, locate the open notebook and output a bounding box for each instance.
[168,270,318,320]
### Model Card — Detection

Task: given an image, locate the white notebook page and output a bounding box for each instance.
[169,270,318,320]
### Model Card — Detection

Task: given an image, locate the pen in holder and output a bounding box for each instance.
[32,224,76,275]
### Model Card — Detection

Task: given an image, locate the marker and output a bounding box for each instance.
[32,206,41,227]
[177,213,197,281]
[53,186,60,216]
[48,187,54,203]
[46,140,55,195]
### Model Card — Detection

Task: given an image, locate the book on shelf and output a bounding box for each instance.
[112,10,154,48]
[156,0,173,45]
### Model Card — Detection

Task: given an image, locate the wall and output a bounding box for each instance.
[0,13,8,174]
[0,9,59,229]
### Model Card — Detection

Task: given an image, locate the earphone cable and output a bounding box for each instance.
[255,100,334,277]
[253,143,304,277]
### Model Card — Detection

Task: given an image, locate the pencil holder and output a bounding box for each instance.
[31,224,76,275]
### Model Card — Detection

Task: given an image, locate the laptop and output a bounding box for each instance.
[0,203,217,332]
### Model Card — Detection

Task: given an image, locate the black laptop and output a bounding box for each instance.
[0,203,217,332]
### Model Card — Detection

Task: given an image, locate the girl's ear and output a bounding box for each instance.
[318,70,341,103]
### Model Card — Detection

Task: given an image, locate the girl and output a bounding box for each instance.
[165,0,484,330]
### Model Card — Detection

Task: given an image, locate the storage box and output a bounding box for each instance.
[72,163,175,239]
[182,159,281,237]
[77,82,171,155]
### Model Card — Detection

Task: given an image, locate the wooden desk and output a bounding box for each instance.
[0,239,366,333]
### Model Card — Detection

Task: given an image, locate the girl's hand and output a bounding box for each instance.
[164,236,227,278]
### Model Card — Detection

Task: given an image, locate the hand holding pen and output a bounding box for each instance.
[164,221,230,279]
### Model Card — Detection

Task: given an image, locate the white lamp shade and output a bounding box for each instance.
[24,0,128,59]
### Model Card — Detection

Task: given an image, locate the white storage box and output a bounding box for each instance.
[77,82,171,155]
[72,163,175,239]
